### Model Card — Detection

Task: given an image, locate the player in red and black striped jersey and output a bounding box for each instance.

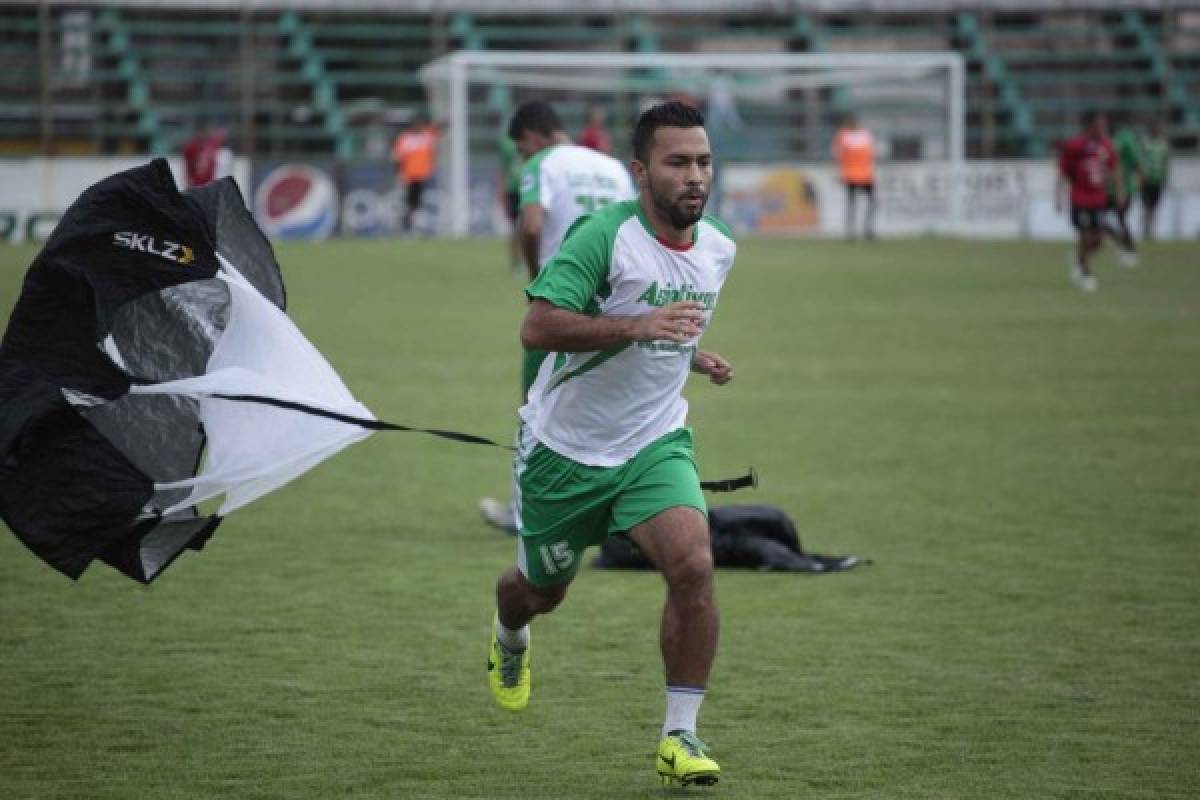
[1056,111,1125,291]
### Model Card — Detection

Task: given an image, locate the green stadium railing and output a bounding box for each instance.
[988,49,1150,66]
[1024,96,1173,113]
[96,8,167,154]
[1123,10,1200,129]
[278,10,350,157]
[957,12,1036,156]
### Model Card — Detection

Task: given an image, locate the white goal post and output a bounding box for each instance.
[420,50,966,237]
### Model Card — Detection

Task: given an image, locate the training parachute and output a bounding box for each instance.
[0,159,379,583]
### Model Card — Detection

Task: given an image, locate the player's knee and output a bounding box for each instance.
[529,581,568,613]
[664,545,714,596]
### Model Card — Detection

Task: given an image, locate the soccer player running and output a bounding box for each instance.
[1110,116,1141,267]
[1140,119,1170,241]
[487,101,736,788]
[479,101,635,533]
[1057,111,1121,292]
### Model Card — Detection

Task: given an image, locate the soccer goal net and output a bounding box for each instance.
[419,50,965,237]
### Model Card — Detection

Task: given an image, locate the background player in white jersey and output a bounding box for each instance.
[509,101,635,279]
[486,102,736,788]
[479,101,635,533]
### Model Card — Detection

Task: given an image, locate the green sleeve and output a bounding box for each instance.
[1117,133,1139,170]
[524,213,612,313]
[498,136,520,192]
[517,149,551,210]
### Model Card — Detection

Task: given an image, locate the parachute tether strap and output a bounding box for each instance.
[210,393,756,492]
[699,467,758,493]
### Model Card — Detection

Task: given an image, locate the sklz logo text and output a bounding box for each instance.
[113,232,195,265]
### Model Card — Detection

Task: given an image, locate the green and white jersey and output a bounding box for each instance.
[518,143,635,267]
[1142,137,1169,184]
[520,200,736,467]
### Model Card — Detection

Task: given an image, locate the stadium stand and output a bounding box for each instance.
[1,2,1196,160]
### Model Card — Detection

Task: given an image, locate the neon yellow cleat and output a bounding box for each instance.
[657,730,720,787]
[487,614,530,712]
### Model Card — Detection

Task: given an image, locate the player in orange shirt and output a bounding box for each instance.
[391,114,439,233]
[832,114,876,240]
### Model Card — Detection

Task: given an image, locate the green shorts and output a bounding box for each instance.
[514,426,707,587]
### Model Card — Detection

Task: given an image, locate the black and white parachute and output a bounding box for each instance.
[0,159,385,583]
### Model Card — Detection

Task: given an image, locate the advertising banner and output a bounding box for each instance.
[0,156,249,243]
[339,162,407,238]
[718,160,1200,240]
[3,156,1198,243]
[251,161,340,240]
[248,161,496,238]
[716,166,824,235]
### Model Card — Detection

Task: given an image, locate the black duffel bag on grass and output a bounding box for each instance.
[593,504,869,573]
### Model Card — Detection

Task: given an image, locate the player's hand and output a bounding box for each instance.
[630,301,706,343]
[692,350,733,385]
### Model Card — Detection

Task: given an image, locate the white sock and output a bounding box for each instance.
[662,686,705,738]
[495,618,529,652]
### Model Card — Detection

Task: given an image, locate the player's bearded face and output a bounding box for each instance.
[643,127,713,230]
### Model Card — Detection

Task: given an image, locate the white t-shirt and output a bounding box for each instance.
[518,144,635,267]
[520,200,737,467]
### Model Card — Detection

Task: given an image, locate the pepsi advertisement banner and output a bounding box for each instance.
[339,161,408,237]
[250,160,499,240]
[252,162,340,240]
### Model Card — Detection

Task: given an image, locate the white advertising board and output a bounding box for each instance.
[2,156,1198,243]
[717,159,1200,241]
[0,157,251,243]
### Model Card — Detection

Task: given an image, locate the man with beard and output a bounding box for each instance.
[486,102,736,788]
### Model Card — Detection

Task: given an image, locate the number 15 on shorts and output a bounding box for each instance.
[539,541,576,575]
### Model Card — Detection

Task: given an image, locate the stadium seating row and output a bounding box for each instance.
[0,4,1195,159]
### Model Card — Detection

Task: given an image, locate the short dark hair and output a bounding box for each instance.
[632,101,706,161]
[508,101,564,140]
[1081,110,1102,128]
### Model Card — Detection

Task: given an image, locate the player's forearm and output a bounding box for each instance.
[520,231,540,280]
[518,206,545,280]
[521,305,638,352]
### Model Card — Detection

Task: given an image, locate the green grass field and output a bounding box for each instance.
[1,236,1198,799]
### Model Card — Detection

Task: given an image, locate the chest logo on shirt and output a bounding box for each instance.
[637,281,718,310]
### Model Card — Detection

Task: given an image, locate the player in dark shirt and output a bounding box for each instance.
[1057,111,1121,292]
